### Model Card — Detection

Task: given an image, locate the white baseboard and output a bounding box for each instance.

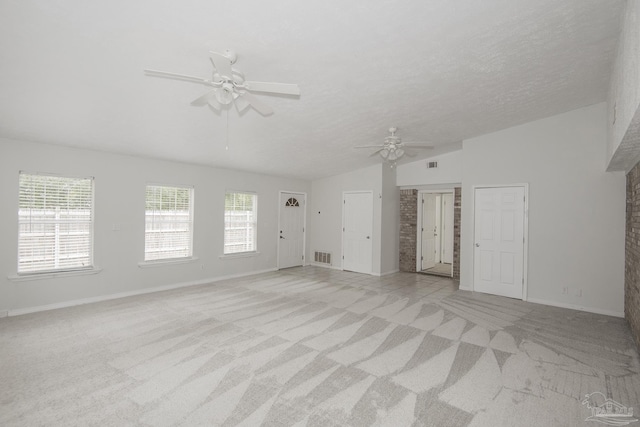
[526,297,624,318]
[7,268,278,317]
[0,310,8,318]
[308,262,342,271]
[372,269,400,277]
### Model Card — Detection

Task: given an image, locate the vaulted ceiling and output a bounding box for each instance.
[0,0,625,180]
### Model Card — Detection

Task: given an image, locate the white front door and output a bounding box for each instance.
[278,192,306,269]
[473,186,525,299]
[342,191,373,274]
[421,194,437,270]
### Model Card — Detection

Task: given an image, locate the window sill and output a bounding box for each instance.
[138,256,199,268]
[8,267,102,282]
[219,251,260,260]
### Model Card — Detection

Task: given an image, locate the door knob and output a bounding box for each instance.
[366,236,370,239]
[475,243,480,247]
[280,236,285,239]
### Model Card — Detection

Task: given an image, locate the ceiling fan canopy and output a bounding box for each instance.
[355,127,433,167]
[144,49,300,116]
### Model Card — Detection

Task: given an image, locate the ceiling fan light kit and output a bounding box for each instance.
[355,127,433,167]
[144,49,300,116]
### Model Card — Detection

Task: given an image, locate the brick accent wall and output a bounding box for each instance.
[626,162,640,348]
[399,189,418,272]
[453,187,461,280]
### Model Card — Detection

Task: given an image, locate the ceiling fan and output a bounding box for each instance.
[144,49,300,116]
[355,127,433,166]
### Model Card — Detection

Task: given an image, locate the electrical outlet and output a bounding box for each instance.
[562,287,569,295]
[575,289,582,297]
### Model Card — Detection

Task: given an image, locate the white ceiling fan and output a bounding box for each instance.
[144,49,300,116]
[355,127,433,167]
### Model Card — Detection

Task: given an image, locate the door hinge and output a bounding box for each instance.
[344,200,346,204]
[302,255,304,260]
[421,256,423,260]
[343,227,345,232]
[342,255,344,260]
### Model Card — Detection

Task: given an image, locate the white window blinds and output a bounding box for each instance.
[145,185,193,261]
[224,192,257,254]
[18,173,94,274]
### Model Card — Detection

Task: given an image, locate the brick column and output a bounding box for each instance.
[453,187,461,280]
[625,163,640,349]
[399,189,418,272]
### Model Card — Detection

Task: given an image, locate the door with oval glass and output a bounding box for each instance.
[278,192,306,269]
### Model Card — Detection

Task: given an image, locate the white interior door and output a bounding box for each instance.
[442,194,454,264]
[342,192,373,274]
[421,194,437,270]
[278,192,305,269]
[474,186,525,299]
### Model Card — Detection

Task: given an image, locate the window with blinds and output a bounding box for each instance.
[18,172,94,274]
[145,185,194,261]
[224,192,257,254]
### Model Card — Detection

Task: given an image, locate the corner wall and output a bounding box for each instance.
[461,103,626,317]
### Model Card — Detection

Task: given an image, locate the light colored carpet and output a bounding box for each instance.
[1,267,639,426]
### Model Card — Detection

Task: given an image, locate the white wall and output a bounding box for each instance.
[607,0,640,170]
[0,138,310,313]
[381,165,399,274]
[396,150,463,187]
[460,103,626,316]
[309,163,399,275]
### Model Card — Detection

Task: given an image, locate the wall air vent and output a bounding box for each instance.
[427,161,438,169]
[314,251,332,265]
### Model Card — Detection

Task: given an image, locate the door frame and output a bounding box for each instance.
[471,184,529,301]
[342,190,374,273]
[417,189,455,274]
[277,190,307,269]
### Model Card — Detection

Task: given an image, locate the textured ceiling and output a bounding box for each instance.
[0,0,625,180]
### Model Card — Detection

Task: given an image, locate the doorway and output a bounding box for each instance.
[278,191,306,269]
[342,191,373,274]
[419,191,454,277]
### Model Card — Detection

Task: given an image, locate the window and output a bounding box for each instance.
[224,192,257,254]
[145,185,194,261]
[18,172,94,274]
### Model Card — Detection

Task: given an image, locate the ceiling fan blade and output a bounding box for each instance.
[402,143,433,149]
[144,69,208,85]
[240,91,274,116]
[190,90,216,106]
[369,148,385,157]
[354,145,385,149]
[233,92,251,113]
[244,81,300,96]
[209,51,233,78]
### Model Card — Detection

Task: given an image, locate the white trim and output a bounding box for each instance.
[309,262,342,271]
[526,297,623,318]
[8,267,103,282]
[138,256,199,268]
[416,189,455,274]
[0,310,9,318]
[372,269,400,277]
[6,268,278,317]
[219,251,260,260]
[277,191,307,269]
[470,183,529,301]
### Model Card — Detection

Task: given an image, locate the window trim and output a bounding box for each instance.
[16,171,95,276]
[144,183,195,263]
[223,190,258,256]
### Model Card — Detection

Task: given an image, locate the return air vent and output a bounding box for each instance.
[427,161,438,169]
[314,251,332,265]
